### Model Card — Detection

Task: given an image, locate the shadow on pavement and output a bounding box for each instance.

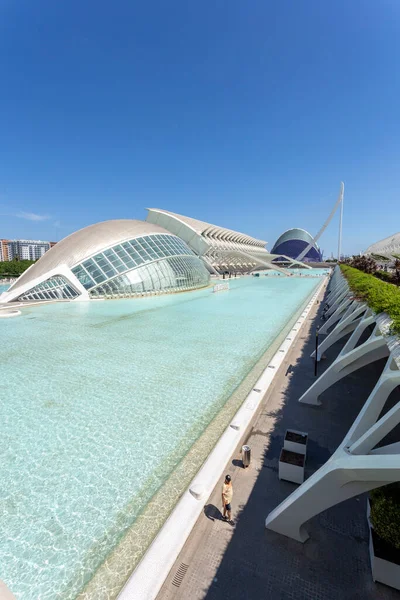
[201,298,399,600]
[204,504,224,522]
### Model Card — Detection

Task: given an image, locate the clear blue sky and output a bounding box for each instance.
[1,1,399,257]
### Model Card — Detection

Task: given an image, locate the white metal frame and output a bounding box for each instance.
[265,266,400,542]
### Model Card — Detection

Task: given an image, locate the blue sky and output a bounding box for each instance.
[0,1,399,257]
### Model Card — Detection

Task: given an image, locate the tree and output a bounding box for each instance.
[394,259,400,286]
[0,259,35,278]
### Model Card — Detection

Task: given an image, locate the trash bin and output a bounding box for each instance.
[242,445,251,468]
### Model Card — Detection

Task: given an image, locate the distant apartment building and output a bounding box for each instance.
[0,239,9,261]
[4,239,53,261]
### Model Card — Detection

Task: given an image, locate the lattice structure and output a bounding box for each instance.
[364,231,400,260]
[265,266,400,542]
[146,208,310,274]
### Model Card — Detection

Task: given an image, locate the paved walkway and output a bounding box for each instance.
[157,293,400,600]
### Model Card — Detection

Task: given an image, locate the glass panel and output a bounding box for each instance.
[82,259,107,284]
[122,242,142,263]
[93,254,117,278]
[103,249,126,273]
[134,245,150,261]
[121,242,137,260]
[146,249,158,260]
[72,265,95,289]
[113,245,136,269]
[138,237,150,245]
[138,240,152,253]
[85,246,209,298]
[18,275,80,301]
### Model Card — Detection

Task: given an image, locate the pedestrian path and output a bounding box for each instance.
[157,295,399,600]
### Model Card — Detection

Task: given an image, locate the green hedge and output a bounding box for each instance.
[370,483,400,549]
[340,265,400,334]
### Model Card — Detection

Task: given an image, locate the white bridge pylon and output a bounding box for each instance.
[293,182,345,264]
[265,266,400,542]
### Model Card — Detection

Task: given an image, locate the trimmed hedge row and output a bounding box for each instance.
[340,264,400,334]
[341,266,400,551]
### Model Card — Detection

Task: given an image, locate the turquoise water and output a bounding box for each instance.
[0,283,10,293]
[0,276,321,599]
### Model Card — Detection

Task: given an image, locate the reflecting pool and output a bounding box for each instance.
[0,275,322,599]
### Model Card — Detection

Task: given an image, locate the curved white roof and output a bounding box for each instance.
[144,208,299,274]
[365,232,400,256]
[6,219,170,295]
[147,208,267,247]
[272,228,320,251]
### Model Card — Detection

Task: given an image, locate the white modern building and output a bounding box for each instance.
[7,239,51,261]
[0,220,212,303]
[364,232,400,260]
[270,228,323,263]
[146,208,289,274]
[1,211,307,305]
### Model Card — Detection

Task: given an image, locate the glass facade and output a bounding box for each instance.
[90,255,209,298]
[71,234,209,298]
[15,234,210,302]
[17,276,79,302]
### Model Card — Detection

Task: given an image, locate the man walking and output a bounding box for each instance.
[222,474,233,524]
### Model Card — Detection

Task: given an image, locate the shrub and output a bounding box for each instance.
[340,265,400,334]
[375,270,394,284]
[348,255,377,274]
[370,483,400,549]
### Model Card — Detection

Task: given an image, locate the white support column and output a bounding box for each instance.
[265,454,400,542]
[324,282,347,308]
[334,298,361,322]
[265,324,400,543]
[345,355,400,445]
[319,297,355,335]
[313,318,363,361]
[349,379,400,455]
[313,303,369,359]
[325,289,350,317]
[299,326,389,406]
[371,442,400,455]
[324,283,343,304]
[328,275,347,296]
[338,310,374,357]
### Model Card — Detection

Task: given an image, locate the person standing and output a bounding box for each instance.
[222,474,233,524]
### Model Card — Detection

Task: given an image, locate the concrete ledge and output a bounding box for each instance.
[0,580,16,599]
[117,277,327,600]
[0,309,21,318]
